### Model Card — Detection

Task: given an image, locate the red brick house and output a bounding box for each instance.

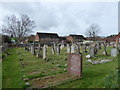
[66,34,85,43]
[34,32,59,43]
[25,35,35,43]
[116,32,120,43]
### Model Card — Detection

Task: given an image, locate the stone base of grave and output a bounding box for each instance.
[30,73,81,88]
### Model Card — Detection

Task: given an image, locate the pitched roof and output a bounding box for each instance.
[37,32,59,38]
[69,34,85,39]
[27,35,35,41]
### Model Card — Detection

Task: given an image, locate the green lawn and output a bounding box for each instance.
[2,46,118,88]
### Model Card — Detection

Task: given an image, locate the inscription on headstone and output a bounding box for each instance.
[68,53,82,77]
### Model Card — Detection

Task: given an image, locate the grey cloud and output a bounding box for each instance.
[1,2,118,36]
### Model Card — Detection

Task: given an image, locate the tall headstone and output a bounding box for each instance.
[56,44,60,55]
[68,53,82,77]
[103,42,108,56]
[67,44,71,53]
[89,46,95,58]
[31,44,35,55]
[71,44,75,53]
[43,45,47,60]
[60,44,64,50]
[54,43,57,52]
[36,44,42,58]
[51,45,55,54]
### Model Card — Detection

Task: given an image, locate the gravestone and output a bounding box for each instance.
[71,44,75,53]
[111,48,118,57]
[51,45,55,54]
[67,44,71,53]
[31,45,35,55]
[60,44,64,50]
[54,43,57,52]
[68,53,82,77]
[83,45,87,53]
[36,44,42,58]
[89,46,95,57]
[76,44,81,54]
[56,44,60,55]
[43,45,47,60]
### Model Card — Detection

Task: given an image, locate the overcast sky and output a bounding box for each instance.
[0,2,118,36]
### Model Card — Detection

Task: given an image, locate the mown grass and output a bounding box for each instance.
[2,46,118,88]
[2,48,25,88]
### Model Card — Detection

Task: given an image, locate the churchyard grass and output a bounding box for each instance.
[2,46,118,88]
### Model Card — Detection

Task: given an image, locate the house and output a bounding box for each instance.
[25,35,35,43]
[66,34,86,43]
[59,36,66,43]
[116,32,120,43]
[105,35,117,43]
[34,32,59,43]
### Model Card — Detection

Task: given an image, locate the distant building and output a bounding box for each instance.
[66,34,86,43]
[59,36,66,43]
[25,35,35,43]
[116,32,120,43]
[34,32,59,43]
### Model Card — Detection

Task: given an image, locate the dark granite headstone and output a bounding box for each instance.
[68,53,82,77]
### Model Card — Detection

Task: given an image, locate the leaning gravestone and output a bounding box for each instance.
[68,53,82,77]
[111,48,118,57]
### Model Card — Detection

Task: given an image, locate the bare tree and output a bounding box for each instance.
[2,14,35,42]
[85,23,101,41]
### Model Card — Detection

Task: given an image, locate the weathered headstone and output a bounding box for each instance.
[36,44,42,58]
[71,44,75,53]
[31,44,35,55]
[60,44,64,50]
[89,46,95,58]
[67,44,71,53]
[56,44,60,55]
[68,53,82,77]
[43,45,47,60]
[111,48,118,57]
[51,45,55,54]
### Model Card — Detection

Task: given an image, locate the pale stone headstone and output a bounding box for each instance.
[71,44,75,53]
[54,43,57,52]
[89,46,95,57]
[56,44,60,55]
[68,53,82,77]
[67,44,71,53]
[43,45,47,60]
[111,48,118,57]
[36,44,42,58]
[51,45,55,54]
[31,44,35,55]
[60,44,64,50]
